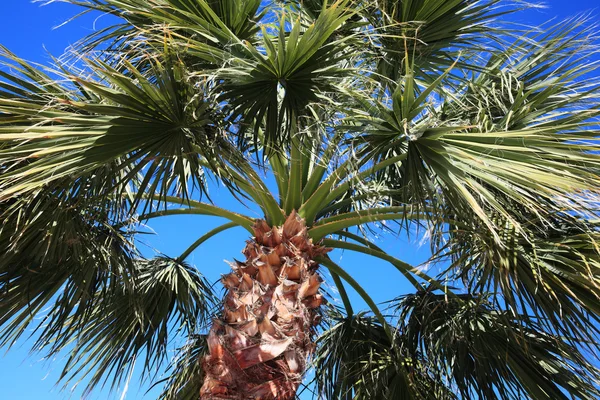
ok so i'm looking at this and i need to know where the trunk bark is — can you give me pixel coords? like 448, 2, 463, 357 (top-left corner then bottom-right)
200, 211, 330, 399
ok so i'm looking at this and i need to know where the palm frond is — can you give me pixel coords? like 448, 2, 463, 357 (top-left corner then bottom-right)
48, 0, 262, 54
345, 16, 600, 239
0, 190, 135, 348
313, 310, 455, 400
0, 48, 227, 208
440, 16, 600, 131
43, 256, 216, 395
395, 292, 600, 400
362, 0, 522, 85
441, 214, 600, 349
215, 0, 355, 151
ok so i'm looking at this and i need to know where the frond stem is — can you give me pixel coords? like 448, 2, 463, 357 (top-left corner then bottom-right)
318, 256, 393, 341
178, 221, 239, 261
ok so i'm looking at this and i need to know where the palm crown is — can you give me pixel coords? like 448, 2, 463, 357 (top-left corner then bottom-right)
2, 0, 600, 399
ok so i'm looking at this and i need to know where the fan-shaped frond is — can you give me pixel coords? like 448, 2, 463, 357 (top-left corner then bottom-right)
395, 293, 600, 400
43, 256, 216, 394
215, 0, 355, 150
441, 214, 600, 349
363, 0, 520, 85
0, 48, 227, 207
313, 310, 455, 400
48, 0, 263, 54
0, 191, 135, 348
345, 17, 600, 239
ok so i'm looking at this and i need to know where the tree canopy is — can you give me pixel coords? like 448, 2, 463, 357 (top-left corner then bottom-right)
1, 0, 600, 399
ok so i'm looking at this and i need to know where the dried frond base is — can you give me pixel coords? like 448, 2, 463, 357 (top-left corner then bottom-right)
200, 211, 330, 399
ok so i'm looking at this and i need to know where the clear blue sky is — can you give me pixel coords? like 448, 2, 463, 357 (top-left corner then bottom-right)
0, 1, 599, 399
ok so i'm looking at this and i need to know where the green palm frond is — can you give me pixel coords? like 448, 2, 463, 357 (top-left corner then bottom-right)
0, 48, 227, 207
216, 1, 354, 150
0, 190, 135, 348
313, 310, 455, 400
205, 0, 264, 40
50, 0, 262, 54
395, 292, 600, 400
345, 16, 600, 238
440, 16, 600, 131
363, 0, 521, 84
400, 125, 600, 234
441, 214, 600, 349
0, 47, 72, 104
44, 256, 216, 394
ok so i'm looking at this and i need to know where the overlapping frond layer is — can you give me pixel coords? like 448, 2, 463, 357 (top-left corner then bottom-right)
443, 215, 600, 347
0, 154, 217, 392
0, 0, 600, 398
314, 311, 456, 400
48, 0, 262, 52
396, 293, 600, 400
347, 17, 600, 235
201, 212, 329, 399
216, 1, 354, 149
314, 294, 600, 400
0, 191, 134, 349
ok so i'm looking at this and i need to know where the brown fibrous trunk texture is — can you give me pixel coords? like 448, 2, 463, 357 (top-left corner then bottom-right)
200, 211, 330, 400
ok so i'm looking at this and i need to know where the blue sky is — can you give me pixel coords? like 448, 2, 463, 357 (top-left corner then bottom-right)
0, 1, 599, 399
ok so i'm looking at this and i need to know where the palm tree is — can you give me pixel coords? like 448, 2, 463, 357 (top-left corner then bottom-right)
2, 0, 600, 398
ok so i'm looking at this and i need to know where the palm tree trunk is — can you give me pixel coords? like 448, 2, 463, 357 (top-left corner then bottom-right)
200, 211, 330, 399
